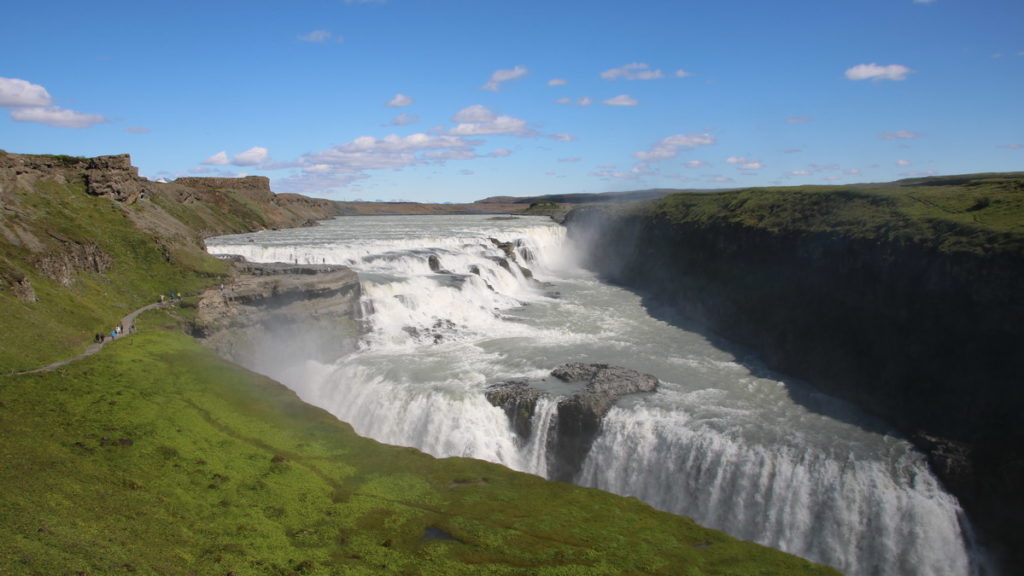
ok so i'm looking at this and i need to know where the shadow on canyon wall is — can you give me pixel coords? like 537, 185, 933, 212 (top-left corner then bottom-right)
564, 203, 1024, 574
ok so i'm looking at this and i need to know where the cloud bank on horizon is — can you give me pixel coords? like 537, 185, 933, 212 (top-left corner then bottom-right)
1, 0, 1021, 202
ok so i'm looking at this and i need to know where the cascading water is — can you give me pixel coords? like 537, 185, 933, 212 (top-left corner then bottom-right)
207, 214, 984, 576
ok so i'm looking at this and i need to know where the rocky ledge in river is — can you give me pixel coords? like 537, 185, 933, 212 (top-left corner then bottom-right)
486, 363, 659, 482
194, 261, 362, 376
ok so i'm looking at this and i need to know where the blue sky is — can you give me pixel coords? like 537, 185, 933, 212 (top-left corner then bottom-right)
1, 0, 1021, 202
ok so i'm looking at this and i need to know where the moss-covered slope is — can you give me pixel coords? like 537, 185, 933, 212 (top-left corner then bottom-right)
640, 172, 1024, 253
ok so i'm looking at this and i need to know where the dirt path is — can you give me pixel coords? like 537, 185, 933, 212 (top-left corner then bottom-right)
15, 302, 169, 375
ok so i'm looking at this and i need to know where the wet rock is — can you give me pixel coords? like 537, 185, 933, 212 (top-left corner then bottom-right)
427, 254, 452, 274
550, 363, 659, 481
486, 363, 659, 482
194, 262, 362, 370
489, 238, 518, 261
485, 380, 545, 440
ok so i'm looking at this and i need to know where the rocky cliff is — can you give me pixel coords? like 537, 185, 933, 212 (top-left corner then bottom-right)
486, 363, 660, 482
0, 151, 348, 370
193, 262, 361, 378
564, 176, 1024, 572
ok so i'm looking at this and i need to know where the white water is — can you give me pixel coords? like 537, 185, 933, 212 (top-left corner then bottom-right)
207, 215, 982, 576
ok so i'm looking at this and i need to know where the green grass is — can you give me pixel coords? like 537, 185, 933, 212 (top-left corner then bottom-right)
0, 326, 837, 575
0, 178, 228, 371
628, 173, 1024, 256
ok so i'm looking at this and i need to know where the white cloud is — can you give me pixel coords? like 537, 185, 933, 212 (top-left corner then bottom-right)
233, 146, 269, 166
489, 148, 512, 157
726, 156, 763, 170
634, 134, 716, 162
548, 78, 567, 86
449, 104, 531, 136
388, 113, 418, 126
674, 69, 694, 78
897, 159, 912, 166
555, 97, 572, 105
203, 151, 230, 166
601, 63, 664, 80
845, 63, 912, 81
298, 30, 337, 43
578, 97, 592, 107
1, 77, 107, 128
10, 106, 107, 129
997, 143, 1022, 149
549, 133, 574, 142
386, 93, 413, 107
604, 94, 638, 107
880, 129, 921, 140
789, 169, 812, 176
846, 168, 862, 175
452, 104, 495, 123
303, 133, 477, 174
684, 160, 709, 168
482, 65, 528, 91
278, 132, 493, 194
0, 77, 51, 107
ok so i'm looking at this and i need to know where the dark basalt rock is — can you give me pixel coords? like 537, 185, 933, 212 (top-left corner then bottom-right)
486, 363, 659, 482
549, 363, 658, 481
427, 254, 452, 274
485, 380, 544, 440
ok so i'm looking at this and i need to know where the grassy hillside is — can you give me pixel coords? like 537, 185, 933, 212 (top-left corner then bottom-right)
0, 176, 227, 371
636, 173, 1024, 255
0, 323, 835, 575
0, 155, 837, 575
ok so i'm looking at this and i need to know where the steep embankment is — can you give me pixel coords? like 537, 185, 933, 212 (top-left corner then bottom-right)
565, 174, 1024, 572
0, 152, 835, 574
0, 151, 344, 371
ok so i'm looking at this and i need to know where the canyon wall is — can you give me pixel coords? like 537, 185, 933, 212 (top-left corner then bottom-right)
564, 183, 1024, 571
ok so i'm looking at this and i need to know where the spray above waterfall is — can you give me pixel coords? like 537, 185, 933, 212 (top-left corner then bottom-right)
206, 214, 984, 576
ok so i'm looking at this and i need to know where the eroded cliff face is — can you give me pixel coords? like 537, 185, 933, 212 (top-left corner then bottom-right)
566, 204, 1024, 571
194, 262, 362, 378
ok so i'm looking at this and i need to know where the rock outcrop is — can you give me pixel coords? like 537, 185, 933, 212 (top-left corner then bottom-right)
194, 262, 362, 377
84, 154, 142, 202
486, 363, 659, 482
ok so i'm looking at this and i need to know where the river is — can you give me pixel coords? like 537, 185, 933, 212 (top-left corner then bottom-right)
206, 214, 983, 576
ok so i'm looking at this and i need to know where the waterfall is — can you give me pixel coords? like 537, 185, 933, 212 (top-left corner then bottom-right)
206, 215, 983, 576
580, 405, 974, 576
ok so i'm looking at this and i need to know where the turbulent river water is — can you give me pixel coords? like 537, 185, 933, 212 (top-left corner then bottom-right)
207, 214, 983, 576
